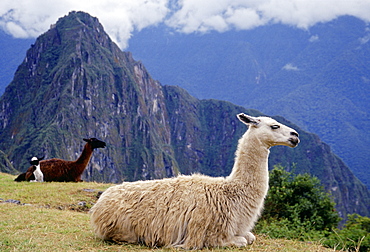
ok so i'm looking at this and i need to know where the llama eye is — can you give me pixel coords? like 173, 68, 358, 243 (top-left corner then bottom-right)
271, 125, 280, 129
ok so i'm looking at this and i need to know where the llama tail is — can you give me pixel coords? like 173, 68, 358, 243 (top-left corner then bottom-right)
14, 173, 27, 182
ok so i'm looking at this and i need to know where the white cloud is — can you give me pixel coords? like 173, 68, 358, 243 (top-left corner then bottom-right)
1, 0, 370, 49
225, 8, 266, 30
359, 32, 370, 44
165, 0, 268, 33
309, 35, 319, 42
166, 0, 370, 33
283, 63, 299, 71
0, 0, 169, 48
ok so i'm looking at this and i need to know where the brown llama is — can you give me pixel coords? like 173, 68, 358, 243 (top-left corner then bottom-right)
15, 138, 106, 182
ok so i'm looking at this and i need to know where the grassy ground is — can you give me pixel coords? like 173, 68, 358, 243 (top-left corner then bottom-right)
0, 172, 335, 251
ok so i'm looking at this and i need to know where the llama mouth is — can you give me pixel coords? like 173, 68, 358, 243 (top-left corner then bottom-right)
289, 138, 300, 147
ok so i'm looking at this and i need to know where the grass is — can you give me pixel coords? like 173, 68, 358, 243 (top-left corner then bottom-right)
0, 172, 112, 211
0, 172, 335, 251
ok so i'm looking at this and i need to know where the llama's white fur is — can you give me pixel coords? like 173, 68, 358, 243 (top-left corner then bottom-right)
90, 114, 300, 249
30, 157, 44, 182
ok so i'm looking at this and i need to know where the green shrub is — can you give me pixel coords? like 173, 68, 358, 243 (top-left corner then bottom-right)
260, 165, 341, 232
323, 214, 370, 252
255, 218, 328, 241
254, 165, 339, 240
255, 165, 369, 251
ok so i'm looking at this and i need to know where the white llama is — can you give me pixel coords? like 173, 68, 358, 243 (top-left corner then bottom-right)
30, 156, 44, 182
90, 113, 300, 249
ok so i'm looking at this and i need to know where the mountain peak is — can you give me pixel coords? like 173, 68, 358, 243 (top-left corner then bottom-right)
56, 11, 100, 27
28, 11, 119, 68
52, 11, 111, 49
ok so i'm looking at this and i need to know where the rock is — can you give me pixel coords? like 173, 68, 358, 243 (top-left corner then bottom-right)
83, 189, 96, 192
96, 191, 104, 199
78, 201, 86, 207
4, 199, 21, 204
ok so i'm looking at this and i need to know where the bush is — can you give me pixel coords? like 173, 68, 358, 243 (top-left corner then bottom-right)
255, 218, 327, 241
323, 214, 370, 252
254, 165, 369, 251
262, 165, 340, 230
255, 165, 340, 240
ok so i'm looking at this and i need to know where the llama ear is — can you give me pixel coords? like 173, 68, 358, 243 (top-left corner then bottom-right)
39, 156, 44, 161
237, 113, 260, 126
83, 138, 90, 142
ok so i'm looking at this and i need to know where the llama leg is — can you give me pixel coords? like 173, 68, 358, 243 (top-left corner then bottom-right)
75, 175, 83, 182
224, 231, 256, 247
224, 236, 248, 247
110, 232, 138, 244
244, 232, 256, 244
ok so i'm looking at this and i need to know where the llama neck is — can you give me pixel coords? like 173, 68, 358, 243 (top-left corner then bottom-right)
227, 131, 270, 188
35, 164, 41, 171
75, 143, 94, 167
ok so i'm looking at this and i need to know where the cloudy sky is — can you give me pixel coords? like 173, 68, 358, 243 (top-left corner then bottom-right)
1, 0, 370, 49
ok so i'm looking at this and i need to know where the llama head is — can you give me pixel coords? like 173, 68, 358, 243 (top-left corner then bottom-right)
30, 156, 44, 166
83, 138, 106, 149
237, 113, 299, 148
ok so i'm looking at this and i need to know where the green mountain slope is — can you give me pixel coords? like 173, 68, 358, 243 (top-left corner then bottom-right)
0, 11, 369, 220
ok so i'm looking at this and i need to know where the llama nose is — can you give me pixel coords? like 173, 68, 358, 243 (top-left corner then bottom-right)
291, 132, 299, 137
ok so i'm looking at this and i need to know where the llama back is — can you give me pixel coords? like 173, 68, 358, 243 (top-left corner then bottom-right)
39, 159, 75, 181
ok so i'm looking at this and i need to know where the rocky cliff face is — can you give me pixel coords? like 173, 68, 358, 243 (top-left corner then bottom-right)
0, 11, 178, 182
0, 11, 369, 219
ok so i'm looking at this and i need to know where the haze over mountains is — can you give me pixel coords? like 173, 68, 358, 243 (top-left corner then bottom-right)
0, 12, 369, 220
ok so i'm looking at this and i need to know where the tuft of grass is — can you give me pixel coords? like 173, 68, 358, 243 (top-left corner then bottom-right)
0, 173, 334, 251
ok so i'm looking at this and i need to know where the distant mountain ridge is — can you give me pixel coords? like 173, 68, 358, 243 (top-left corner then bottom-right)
0, 11, 369, 220
127, 16, 370, 189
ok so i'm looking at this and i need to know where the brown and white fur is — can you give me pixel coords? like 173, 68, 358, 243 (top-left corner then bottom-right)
90, 114, 299, 249
29, 156, 44, 182
15, 138, 106, 182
